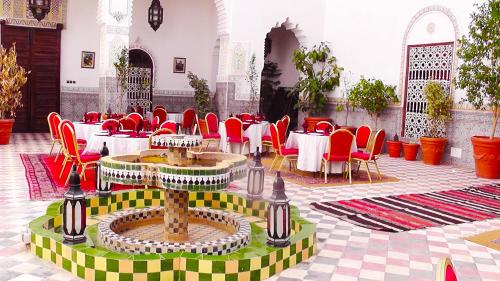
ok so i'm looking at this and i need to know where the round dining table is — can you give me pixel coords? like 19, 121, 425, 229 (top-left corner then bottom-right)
285, 131, 358, 173
83, 132, 151, 156
218, 121, 270, 154
73, 122, 102, 141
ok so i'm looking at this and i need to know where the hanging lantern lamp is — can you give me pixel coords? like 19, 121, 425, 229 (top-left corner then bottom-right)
28, 0, 51, 22
247, 147, 265, 199
267, 172, 291, 247
63, 166, 87, 245
96, 142, 111, 197
148, 0, 163, 31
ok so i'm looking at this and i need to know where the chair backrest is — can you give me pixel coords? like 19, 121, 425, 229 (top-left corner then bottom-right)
182, 108, 196, 129
356, 125, 372, 149
240, 113, 253, 122
205, 112, 218, 133
368, 129, 385, 159
52, 113, 63, 140
127, 113, 143, 128
436, 257, 457, 281
225, 117, 244, 141
281, 115, 290, 133
59, 120, 80, 161
153, 108, 167, 125
269, 123, 283, 155
101, 119, 120, 132
276, 119, 286, 145
153, 105, 165, 111
47, 112, 59, 141
119, 117, 137, 131
315, 121, 334, 133
150, 116, 160, 132
87, 111, 100, 122
148, 128, 176, 148
160, 120, 177, 133
196, 114, 209, 135
326, 129, 355, 160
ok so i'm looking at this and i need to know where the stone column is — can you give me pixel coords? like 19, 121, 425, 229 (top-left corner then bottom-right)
164, 189, 189, 241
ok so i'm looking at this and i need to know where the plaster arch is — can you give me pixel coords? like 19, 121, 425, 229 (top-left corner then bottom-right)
129, 42, 158, 90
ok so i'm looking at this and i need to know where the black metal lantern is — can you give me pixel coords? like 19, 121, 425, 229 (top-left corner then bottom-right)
247, 147, 265, 199
28, 0, 51, 22
267, 172, 291, 247
63, 166, 87, 245
96, 142, 111, 197
148, 0, 163, 31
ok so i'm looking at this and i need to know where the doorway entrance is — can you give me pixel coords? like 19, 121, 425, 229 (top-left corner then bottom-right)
128, 49, 154, 114
0, 23, 61, 132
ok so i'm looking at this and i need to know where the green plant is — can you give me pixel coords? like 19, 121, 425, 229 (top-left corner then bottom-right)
456, 0, 499, 139
259, 61, 281, 117
423, 81, 453, 138
187, 71, 211, 117
292, 42, 343, 115
113, 47, 129, 113
335, 71, 354, 125
245, 53, 259, 113
0, 44, 29, 119
347, 77, 398, 129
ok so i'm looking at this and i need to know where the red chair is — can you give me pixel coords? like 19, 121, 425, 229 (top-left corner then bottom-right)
119, 117, 137, 131
150, 116, 160, 132
320, 129, 355, 184
101, 119, 120, 133
201, 113, 221, 149
196, 114, 209, 136
154, 105, 165, 110
269, 123, 298, 171
240, 113, 253, 122
153, 107, 167, 125
52, 115, 87, 162
160, 120, 178, 133
47, 112, 61, 157
127, 113, 143, 129
86, 111, 100, 122
436, 257, 458, 281
351, 129, 385, 183
57, 119, 87, 176
281, 115, 290, 134
225, 117, 249, 154
315, 121, 334, 133
356, 125, 372, 151
181, 108, 196, 133
59, 121, 101, 184
148, 128, 176, 149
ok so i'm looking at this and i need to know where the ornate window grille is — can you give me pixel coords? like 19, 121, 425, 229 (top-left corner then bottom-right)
127, 67, 152, 114
402, 42, 454, 139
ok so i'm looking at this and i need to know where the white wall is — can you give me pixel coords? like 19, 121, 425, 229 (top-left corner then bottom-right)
60, 0, 100, 88
267, 26, 300, 88
129, 0, 218, 91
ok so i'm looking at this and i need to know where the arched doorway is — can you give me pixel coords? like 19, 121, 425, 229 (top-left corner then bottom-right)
128, 49, 154, 114
259, 24, 300, 129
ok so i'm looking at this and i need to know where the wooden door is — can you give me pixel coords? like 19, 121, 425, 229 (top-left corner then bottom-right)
0, 23, 61, 132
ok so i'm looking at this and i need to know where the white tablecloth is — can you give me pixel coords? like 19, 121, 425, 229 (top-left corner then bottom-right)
73, 122, 101, 141
286, 131, 357, 173
146, 111, 183, 123
219, 121, 270, 154
83, 134, 149, 156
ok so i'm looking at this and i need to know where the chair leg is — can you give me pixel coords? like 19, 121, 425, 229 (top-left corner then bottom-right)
80, 163, 87, 181
270, 155, 279, 170
48, 141, 55, 157
373, 160, 382, 180
348, 161, 352, 184
59, 157, 69, 178
278, 157, 286, 171
54, 146, 62, 162
364, 161, 372, 183
324, 160, 328, 183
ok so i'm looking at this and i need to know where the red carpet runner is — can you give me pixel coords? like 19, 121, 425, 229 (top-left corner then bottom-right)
21, 154, 137, 200
310, 184, 500, 232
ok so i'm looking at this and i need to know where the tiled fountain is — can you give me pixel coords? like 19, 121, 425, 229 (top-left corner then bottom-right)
28, 134, 316, 280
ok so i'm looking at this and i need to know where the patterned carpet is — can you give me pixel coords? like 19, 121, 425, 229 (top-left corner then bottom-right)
310, 184, 500, 232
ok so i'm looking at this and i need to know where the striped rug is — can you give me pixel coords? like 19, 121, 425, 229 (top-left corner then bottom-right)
310, 184, 500, 232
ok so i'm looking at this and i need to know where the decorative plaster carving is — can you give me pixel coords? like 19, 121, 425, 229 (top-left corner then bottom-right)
154, 90, 195, 97
0, 0, 67, 28
60, 86, 99, 93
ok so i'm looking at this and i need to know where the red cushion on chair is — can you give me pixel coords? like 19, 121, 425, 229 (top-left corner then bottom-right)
227, 136, 249, 143
280, 147, 298, 156
79, 152, 101, 163
203, 133, 221, 139
262, 135, 272, 142
351, 151, 372, 161
77, 139, 87, 145
322, 153, 349, 162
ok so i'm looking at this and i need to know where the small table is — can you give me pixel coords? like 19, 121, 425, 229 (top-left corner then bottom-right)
219, 121, 270, 154
286, 131, 357, 173
84, 133, 150, 156
73, 122, 102, 141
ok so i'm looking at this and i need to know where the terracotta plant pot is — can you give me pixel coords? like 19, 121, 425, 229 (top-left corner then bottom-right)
340, 125, 357, 135
420, 137, 447, 165
304, 117, 332, 132
471, 136, 500, 179
402, 142, 419, 161
0, 119, 15, 145
386, 141, 402, 158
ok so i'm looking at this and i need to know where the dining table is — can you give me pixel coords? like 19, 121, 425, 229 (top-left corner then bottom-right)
285, 131, 358, 173
146, 111, 183, 124
218, 121, 270, 154
73, 122, 102, 141
83, 131, 151, 156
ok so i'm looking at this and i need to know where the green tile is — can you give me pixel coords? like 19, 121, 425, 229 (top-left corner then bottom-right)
77, 265, 85, 279
186, 259, 199, 272
56, 243, 62, 255
85, 255, 95, 268
147, 272, 160, 281
133, 260, 147, 273
119, 273, 133, 281
225, 273, 238, 281
250, 270, 261, 280
107, 259, 119, 272
238, 259, 250, 271
261, 254, 269, 267
199, 273, 211, 281
62, 257, 71, 271
211, 260, 225, 273
161, 259, 173, 271
35, 246, 42, 258
95, 270, 106, 280
283, 257, 290, 269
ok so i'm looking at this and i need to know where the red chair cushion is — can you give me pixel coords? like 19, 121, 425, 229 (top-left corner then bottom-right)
262, 135, 272, 142
79, 152, 100, 163
77, 139, 87, 145
227, 136, 249, 143
322, 153, 349, 162
280, 147, 298, 156
351, 151, 373, 161
203, 133, 221, 139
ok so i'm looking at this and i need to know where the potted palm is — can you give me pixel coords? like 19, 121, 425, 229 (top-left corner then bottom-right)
292, 42, 342, 131
0, 44, 29, 145
187, 71, 211, 134
420, 81, 453, 165
456, 0, 499, 178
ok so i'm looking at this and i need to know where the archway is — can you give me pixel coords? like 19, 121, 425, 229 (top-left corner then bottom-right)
259, 23, 300, 129
128, 48, 154, 114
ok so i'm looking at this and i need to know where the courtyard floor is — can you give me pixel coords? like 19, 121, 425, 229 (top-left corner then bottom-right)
0, 133, 499, 281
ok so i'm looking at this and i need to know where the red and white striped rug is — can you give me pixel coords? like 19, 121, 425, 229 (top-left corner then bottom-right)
310, 184, 500, 232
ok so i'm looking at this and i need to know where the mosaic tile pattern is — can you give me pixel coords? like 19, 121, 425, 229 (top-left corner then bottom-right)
164, 189, 190, 239
150, 135, 203, 148
1, 133, 500, 281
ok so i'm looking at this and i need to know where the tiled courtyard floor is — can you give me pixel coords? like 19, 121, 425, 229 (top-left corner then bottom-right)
0, 133, 499, 281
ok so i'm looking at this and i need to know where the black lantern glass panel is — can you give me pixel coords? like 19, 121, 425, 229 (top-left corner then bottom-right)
148, 0, 163, 31
28, 0, 51, 22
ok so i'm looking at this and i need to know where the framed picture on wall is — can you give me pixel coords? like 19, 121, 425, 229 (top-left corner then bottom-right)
81, 51, 95, 69
173, 57, 186, 73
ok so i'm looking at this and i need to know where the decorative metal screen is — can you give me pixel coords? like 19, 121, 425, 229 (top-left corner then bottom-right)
402, 42, 454, 139
127, 67, 152, 113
